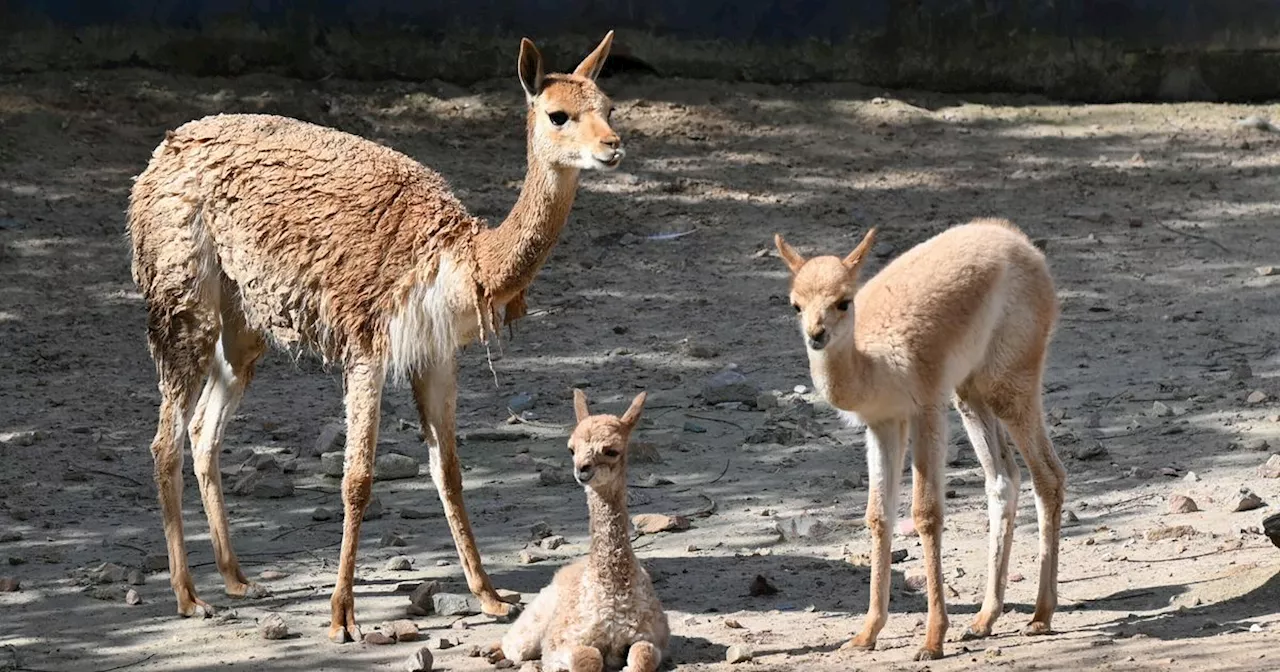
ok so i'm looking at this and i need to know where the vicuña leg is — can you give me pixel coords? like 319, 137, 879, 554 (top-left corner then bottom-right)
624, 641, 662, 672
910, 403, 950, 661
189, 305, 268, 599
411, 363, 513, 617
567, 646, 605, 672
998, 376, 1066, 636
955, 394, 1019, 639
497, 581, 559, 663
328, 359, 385, 643
844, 419, 908, 652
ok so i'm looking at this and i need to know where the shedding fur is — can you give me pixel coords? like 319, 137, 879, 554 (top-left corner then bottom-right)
127, 32, 625, 643
776, 219, 1067, 661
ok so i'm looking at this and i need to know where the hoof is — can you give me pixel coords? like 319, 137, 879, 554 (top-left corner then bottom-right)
328, 623, 362, 644
960, 625, 991, 641
178, 599, 215, 619
231, 582, 271, 599
839, 637, 875, 652
1022, 620, 1052, 636
481, 643, 506, 664
483, 598, 521, 622
914, 647, 944, 661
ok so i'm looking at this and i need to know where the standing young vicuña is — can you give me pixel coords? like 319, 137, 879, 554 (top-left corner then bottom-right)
774, 219, 1066, 660
489, 390, 668, 672
128, 32, 624, 643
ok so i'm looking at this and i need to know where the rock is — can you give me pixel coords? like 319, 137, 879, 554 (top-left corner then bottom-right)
381, 532, 407, 548
702, 369, 759, 405
1264, 512, 1280, 549
376, 453, 421, 480
508, 392, 536, 413
320, 451, 345, 477
1231, 363, 1254, 380
0, 577, 19, 592
755, 392, 779, 411
312, 507, 334, 521
259, 613, 289, 640
629, 441, 664, 464
1184, 471, 1200, 483
774, 514, 831, 541
1147, 525, 1197, 541
315, 421, 346, 457
1009, 573, 1025, 583
144, 554, 168, 572
1258, 454, 1280, 479
364, 631, 396, 645
1233, 489, 1266, 512
1150, 401, 1174, 418
386, 556, 413, 571
1256, 265, 1278, 276
363, 495, 384, 521
538, 469, 570, 486
241, 452, 278, 471
518, 549, 545, 564
529, 521, 553, 540
386, 619, 419, 642
495, 660, 515, 669
125, 588, 142, 605
726, 645, 754, 664
748, 574, 778, 596
1168, 495, 1199, 514
409, 581, 441, 613
0, 531, 20, 543
632, 513, 690, 534
1243, 438, 1271, 452
0, 430, 42, 447
404, 647, 434, 672
1247, 390, 1269, 405
683, 342, 719, 359
231, 465, 294, 498
126, 569, 145, 585
432, 592, 482, 616
725, 618, 743, 629
94, 562, 129, 584
259, 569, 289, 581
433, 637, 456, 650
88, 585, 123, 601
1160, 467, 1180, 477
539, 535, 566, 550
682, 421, 707, 433
1063, 509, 1081, 526
904, 572, 927, 592
400, 507, 434, 519
1070, 441, 1108, 461
890, 548, 909, 564
520, 663, 538, 672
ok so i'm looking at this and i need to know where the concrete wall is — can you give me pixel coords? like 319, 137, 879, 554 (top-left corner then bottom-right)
4, 1, 1279, 101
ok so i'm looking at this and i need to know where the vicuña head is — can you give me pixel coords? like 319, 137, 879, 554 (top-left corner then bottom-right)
568, 388, 646, 490
519, 31, 624, 171
775, 228, 878, 351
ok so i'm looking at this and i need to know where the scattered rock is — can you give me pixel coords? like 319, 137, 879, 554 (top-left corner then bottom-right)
432, 637, 456, 650
539, 535, 566, 550
890, 548, 909, 564
1147, 525, 1197, 541
632, 513, 690, 534
1257, 454, 1280, 479
320, 451, 345, 477
386, 556, 414, 571
93, 562, 129, 584
529, 521, 553, 540
748, 574, 778, 596
125, 588, 142, 605
386, 619, 420, 642
518, 549, 546, 565
726, 645, 754, 664
538, 469, 570, 486
0, 577, 19, 592
126, 569, 145, 585
683, 342, 719, 359
1184, 471, 1200, 483
365, 631, 396, 645
400, 507, 433, 519
376, 453, 421, 481
1247, 390, 1269, 405
774, 514, 831, 541
409, 581, 441, 613
629, 441, 664, 464
0, 430, 42, 447
364, 495, 384, 521
1233, 489, 1266, 512
382, 532, 407, 548
312, 507, 334, 521
315, 421, 346, 457
724, 618, 743, 629
231, 465, 294, 498
508, 392, 536, 413
702, 369, 759, 405
1256, 265, 1278, 276
404, 647, 434, 672
259, 569, 289, 581
1070, 441, 1108, 461
1243, 438, 1271, 452
144, 554, 168, 572
904, 573, 927, 592
1168, 495, 1199, 514
433, 592, 482, 616
259, 613, 289, 640
1150, 401, 1174, 418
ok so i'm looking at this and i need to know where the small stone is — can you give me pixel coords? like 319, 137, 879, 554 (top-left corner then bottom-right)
231, 465, 294, 498
495, 660, 514, 669
376, 453, 421, 481
320, 451, 345, 477
702, 369, 759, 405
315, 421, 346, 457
1063, 509, 1080, 525
890, 548, 909, 564
386, 556, 414, 571
259, 613, 289, 640
748, 574, 779, 596
539, 469, 570, 486
1150, 401, 1174, 417
400, 507, 433, 519
1256, 266, 1278, 277
985, 646, 1003, 659
125, 588, 142, 605
755, 392, 778, 411
382, 532, 407, 548
726, 645, 754, 664
632, 513, 690, 534
1160, 467, 1180, 477
1184, 471, 1200, 483
94, 562, 128, 584
432, 592, 482, 616
904, 573, 927, 592
259, 569, 289, 581
1168, 495, 1199, 514
1231, 363, 1254, 380
725, 618, 743, 629
1147, 525, 1197, 541
508, 392, 536, 413
0, 430, 42, 447
0, 577, 20, 592
1247, 390, 1269, 405
518, 549, 545, 564
409, 581, 441, 612
1070, 441, 1108, 461
433, 637, 456, 650
364, 631, 396, 645
1257, 454, 1280, 479
88, 585, 123, 601
387, 619, 420, 642
363, 495, 384, 521
1233, 489, 1266, 512
1009, 573, 1025, 583
684, 342, 719, 359
312, 507, 334, 521
1243, 438, 1271, 452
404, 647, 434, 672
144, 554, 168, 572
540, 535, 566, 550
530, 521, 553, 540
629, 441, 664, 464
126, 569, 145, 585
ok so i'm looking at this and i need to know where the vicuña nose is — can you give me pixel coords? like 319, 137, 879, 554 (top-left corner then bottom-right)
574, 464, 595, 484
601, 135, 621, 150
808, 328, 828, 349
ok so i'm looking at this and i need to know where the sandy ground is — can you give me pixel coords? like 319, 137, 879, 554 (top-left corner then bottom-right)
2, 68, 1280, 672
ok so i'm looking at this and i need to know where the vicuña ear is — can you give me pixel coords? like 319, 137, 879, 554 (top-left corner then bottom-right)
843, 228, 878, 275
572, 30, 615, 81
573, 388, 590, 423
518, 38, 545, 102
619, 391, 647, 430
774, 234, 806, 274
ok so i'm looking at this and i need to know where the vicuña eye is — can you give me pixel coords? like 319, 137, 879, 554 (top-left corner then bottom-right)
602, 448, 620, 458
548, 111, 569, 126
836, 299, 851, 311
791, 303, 801, 313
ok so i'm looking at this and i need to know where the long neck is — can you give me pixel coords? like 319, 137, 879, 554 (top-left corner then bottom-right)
473, 124, 581, 303
808, 338, 873, 412
584, 482, 636, 585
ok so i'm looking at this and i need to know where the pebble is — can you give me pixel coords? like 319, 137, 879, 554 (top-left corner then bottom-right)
895, 518, 918, 537
259, 613, 289, 640
364, 495, 384, 521
400, 507, 434, 519
530, 521, 553, 540
748, 574, 778, 596
520, 663, 538, 672
1233, 489, 1266, 512
125, 588, 142, 605
508, 392, 536, 413
1009, 573, 1025, 583
364, 631, 396, 645
1247, 390, 1269, 404
1256, 265, 1278, 276
1243, 438, 1271, 452
775, 514, 831, 541
0, 577, 20, 592
231, 466, 294, 498
1147, 524, 1197, 541
539, 535, 567, 550
312, 507, 334, 521
682, 421, 707, 433
433, 637, 456, 650
495, 660, 514, 669
1231, 363, 1254, 380
726, 645, 754, 664
376, 453, 421, 480
1257, 454, 1280, 479
432, 592, 482, 616
94, 562, 129, 584
702, 369, 759, 405
683, 342, 719, 359
518, 549, 545, 564
890, 548, 909, 563
382, 532, 407, 548
1150, 401, 1174, 418
320, 451, 345, 477
538, 469, 570, 486
1168, 494, 1199, 514
404, 647, 434, 672
1070, 441, 1108, 461
144, 554, 168, 572
632, 513, 690, 534
1184, 471, 1200, 483
0, 430, 42, 447
409, 581, 441, 613
386, 556, 414, 571
386, 619, 420, 642
315, 421, 346, 457
725, 618, 743, 629
629, 441, 664, 464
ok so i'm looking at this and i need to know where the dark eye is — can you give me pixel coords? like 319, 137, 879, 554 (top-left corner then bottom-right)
602, 448, 620, 458
606, 107, 614, 122
791, 303, 801, 313
836, 299, 851, 311
548, 111, 569, 126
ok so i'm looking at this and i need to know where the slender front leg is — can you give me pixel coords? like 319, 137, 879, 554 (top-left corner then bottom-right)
623, 641, 662, 672
910, 403, 950, 660
411, 362, 513, 618
844, 419, 908, 652
328, 359, 385, 644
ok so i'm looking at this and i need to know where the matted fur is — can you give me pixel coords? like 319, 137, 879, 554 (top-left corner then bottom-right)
776, 219, 1067, 661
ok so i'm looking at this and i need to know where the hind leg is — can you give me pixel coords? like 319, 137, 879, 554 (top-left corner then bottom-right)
955, 393, 1020, 640
494, 581, 560, 663
623, 641, 662, 672
189, 302, 268, 599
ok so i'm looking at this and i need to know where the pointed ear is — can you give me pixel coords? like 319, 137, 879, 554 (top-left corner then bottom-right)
518, 37, 545, 102
842, 228, 878, 275
619, 391, 647, 430
572, 30, 615, 81
774, 233, 806, 274
573, 388, 590, 423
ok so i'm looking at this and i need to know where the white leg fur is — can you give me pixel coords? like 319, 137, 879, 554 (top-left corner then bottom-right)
848, 419, 908, 649
501, 583, 560, 663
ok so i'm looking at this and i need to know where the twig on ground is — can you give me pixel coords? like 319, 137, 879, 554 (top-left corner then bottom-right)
1156, 221, 1230, 254
683, 413, 746, 431
72, 468, 146, 488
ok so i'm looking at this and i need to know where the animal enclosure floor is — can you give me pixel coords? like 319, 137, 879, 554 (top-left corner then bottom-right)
2, 70, 1280, 672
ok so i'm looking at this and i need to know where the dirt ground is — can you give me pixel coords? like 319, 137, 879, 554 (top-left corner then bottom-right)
2, 67, 1280, 672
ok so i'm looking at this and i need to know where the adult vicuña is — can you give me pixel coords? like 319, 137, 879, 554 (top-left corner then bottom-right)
490, 389, 668, 672
774, 219, 1066, 660
127, 32, 623, 643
